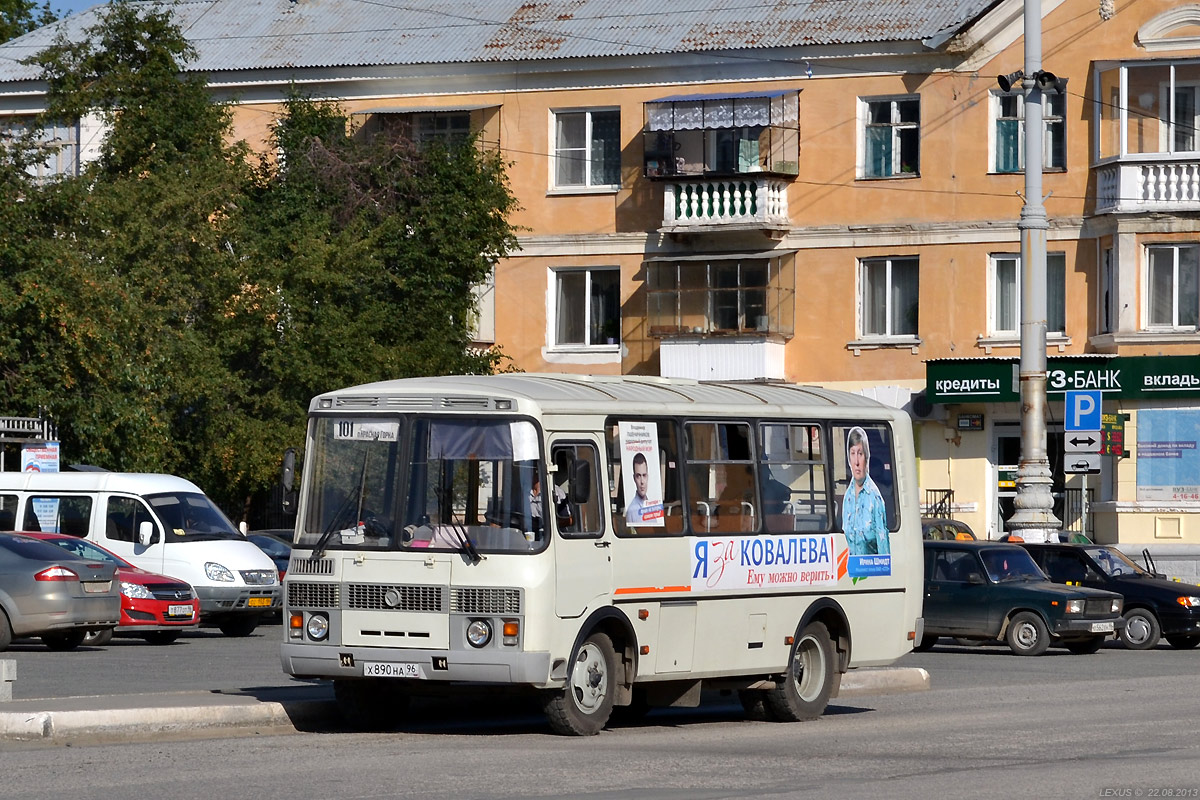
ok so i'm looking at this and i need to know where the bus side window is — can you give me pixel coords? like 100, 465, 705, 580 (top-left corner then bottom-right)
606, 419, 684, 536
758, 422, 830, 533
551, 443, 603, 538
685, 421, 758, 534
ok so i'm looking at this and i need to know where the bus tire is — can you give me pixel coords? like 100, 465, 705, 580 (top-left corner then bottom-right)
764, 621, 835, 722
334, 679, 409, 731
543, 631, 617, 736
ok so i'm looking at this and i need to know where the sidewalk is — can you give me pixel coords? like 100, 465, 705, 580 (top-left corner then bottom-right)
0, 667, 929, 741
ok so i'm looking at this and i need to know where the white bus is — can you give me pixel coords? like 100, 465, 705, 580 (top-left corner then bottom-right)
280, 374, 923, 734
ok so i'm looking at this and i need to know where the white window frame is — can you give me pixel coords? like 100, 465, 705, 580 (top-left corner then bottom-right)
548, 266, 621, 351
2, 117, 80, 182
1143, 243, 1200, 330
1099, 246, 1116, 335
857, 95, 920, 179
989, 90, 1067, 173
858, 256, 919, 340
1159, 80, 1200, 154
550, 107, 621, 192
988, 252, 1067, 337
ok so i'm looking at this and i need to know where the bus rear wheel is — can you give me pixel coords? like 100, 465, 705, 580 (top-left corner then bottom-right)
543, 632, 617, 735
764, 621, 835, 722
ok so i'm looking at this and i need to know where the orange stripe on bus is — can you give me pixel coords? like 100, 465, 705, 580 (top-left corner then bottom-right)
614, 585, 692, 595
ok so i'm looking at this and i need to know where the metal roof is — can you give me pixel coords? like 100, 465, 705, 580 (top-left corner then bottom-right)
0, 0, 1000, 82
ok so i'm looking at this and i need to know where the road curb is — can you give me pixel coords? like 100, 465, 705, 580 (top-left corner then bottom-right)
838, 666, 930, 696
0, 698, 336, 741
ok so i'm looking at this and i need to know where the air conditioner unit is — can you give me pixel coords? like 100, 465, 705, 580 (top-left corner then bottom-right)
906, 390, 948, 423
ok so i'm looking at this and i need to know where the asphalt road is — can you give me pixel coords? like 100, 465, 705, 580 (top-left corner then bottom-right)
2, 632, 1199, 799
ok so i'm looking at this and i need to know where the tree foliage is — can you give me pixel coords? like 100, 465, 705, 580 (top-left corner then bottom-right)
0, 0, 55, 45
0, 2, 518, 517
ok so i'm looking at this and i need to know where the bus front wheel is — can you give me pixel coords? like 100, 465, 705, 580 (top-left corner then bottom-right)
543, 632, 617, 735
764, 621, 835, 722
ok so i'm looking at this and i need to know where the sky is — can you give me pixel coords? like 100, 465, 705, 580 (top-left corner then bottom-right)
48, 0, 108, 19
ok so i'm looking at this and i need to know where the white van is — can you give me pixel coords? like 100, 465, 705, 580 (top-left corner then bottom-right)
0, 472, 281, 637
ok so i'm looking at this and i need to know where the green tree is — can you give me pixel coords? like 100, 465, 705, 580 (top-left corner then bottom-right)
0, 3, 518, 518
0, 0, 55, 44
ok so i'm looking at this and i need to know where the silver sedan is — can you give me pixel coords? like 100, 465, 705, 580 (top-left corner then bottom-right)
0, 531, 121, 651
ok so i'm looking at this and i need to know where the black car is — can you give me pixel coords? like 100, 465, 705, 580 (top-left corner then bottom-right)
246, 530, 292, 579
920, 540, 1125, 655
1021, 543, 1200, 650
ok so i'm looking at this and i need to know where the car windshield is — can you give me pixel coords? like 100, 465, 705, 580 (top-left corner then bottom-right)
45, 537, 130, 568
980, 548, 1045, 582
1084, 546, 1148, 577
146, 492, 242, 542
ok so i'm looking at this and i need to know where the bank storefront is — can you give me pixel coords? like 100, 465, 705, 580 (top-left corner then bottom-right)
924, 354, 1200, 551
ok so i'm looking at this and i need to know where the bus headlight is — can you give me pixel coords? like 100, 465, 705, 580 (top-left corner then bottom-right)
306, 613, 329, 641
466, 619, 492, 648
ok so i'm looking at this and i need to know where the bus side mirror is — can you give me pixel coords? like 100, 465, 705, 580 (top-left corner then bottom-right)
138, 520, 155, 546
571, 460, 592, 504
281, 448, 297, 515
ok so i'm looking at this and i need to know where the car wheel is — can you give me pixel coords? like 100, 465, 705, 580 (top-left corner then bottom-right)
1005, 612, 1050, 656
542, 632, 618, 736
83, 628, 114, 646
333, 679, 410, 731
143, 631, 180, 645
1065, 636, 1105, 655
913, 634, 939, 652
0, 609, 12, 652
42, 630, 87, 651
218, 616, 259, 637
1165, 634, 1200, 650
1118, 608, 1161, 650
763, 621, 836, 722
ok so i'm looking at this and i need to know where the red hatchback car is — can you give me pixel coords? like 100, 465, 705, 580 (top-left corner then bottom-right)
24, 532, 200, 645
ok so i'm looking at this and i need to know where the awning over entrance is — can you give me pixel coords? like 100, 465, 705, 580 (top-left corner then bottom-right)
926, 354, 1200, 403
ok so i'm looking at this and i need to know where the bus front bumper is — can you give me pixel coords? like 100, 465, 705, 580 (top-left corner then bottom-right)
281, 641, 554, 686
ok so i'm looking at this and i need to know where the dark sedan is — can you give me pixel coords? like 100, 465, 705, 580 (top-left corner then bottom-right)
0, 531, 121, 651
920, 540, 1125, 655
247, 530, 292, 580
1022, 543, 1200, 650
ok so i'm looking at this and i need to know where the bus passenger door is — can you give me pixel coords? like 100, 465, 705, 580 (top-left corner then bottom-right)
550, 439, 612, 618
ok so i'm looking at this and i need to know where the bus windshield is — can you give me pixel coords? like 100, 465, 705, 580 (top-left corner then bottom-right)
298, 416, 545, 555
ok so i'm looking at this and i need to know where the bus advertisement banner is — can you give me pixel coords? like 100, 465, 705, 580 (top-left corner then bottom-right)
618, 420, 664, 527
691, 535, 837, 591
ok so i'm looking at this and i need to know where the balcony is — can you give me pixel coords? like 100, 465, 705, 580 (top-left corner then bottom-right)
662, 178, 790, 233
1094, 157, 1200, 215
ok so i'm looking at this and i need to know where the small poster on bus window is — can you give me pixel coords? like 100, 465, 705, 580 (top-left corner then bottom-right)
618, 421, 664, 527
841, 425, 892, 578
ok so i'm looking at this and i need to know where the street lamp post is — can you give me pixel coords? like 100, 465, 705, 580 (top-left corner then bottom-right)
1005, 0, 1061, 543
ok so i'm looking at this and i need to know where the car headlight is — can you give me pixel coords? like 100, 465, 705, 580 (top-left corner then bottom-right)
1066, 599, 1084, 614
306, 613, 329, 641
466, 619, 492, 648
205, 562, 235, 582
120, 581, 154, 599
1111, 598, 1122, 614
1177, 596, 1200, 608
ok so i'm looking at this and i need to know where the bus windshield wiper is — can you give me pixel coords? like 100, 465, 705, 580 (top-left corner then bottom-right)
447, 522, 484, 564
312, 450, 369, 560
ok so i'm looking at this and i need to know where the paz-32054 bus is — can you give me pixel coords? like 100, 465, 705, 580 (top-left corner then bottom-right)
280, 374, 923, 735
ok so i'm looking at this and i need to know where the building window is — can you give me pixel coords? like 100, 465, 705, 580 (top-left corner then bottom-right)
646, 253, 795, 337
412, 111, 472, 147
861, 96, 919, 178
1146, 244, 1199, 329
551, 267, 620, 347
1, 118, 79, 181
1100, 246, 1116, 334
992, 90, 1067, 172
860, 257, 919, 338
641, 92, 800, 178
991, 252, 1066, 335
553, 109, 620, 189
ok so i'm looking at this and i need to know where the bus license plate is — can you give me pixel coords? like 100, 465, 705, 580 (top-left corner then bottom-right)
247, 597, 272, 607
1091, 622, 1115, 633
168, 605, 194, 617
363, 662, 426, 679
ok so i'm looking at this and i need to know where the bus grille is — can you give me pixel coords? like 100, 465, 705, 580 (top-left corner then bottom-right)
288, 582, 339, 608
347, 583, 445, 612
451, 587, 521, 614
290, 558, 334, 576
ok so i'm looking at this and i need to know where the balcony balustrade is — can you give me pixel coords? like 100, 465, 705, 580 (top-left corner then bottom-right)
1094, 156, 1200, 214
662, 178, 789, 233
